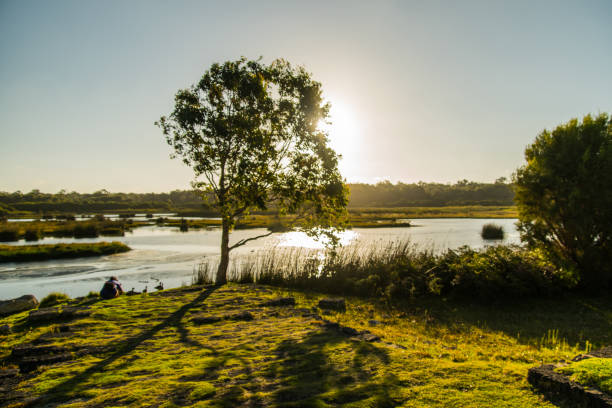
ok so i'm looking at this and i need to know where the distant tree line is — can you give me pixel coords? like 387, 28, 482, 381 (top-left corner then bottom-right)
0, 189, 210, 215
0, 180, 515, 216
348, 178, 513, 207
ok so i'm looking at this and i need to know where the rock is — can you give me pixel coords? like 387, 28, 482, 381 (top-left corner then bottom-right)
0, 325, 11, 335
10, 344, 68, 359
227, 311, 254, 321
264, 297, 295, 307
18, 353, 74, 373
9, 344, 73, 373
28, 307, 90, 323
590, 346, 612, 358
340, 326, 360, 336
318, 298, 346, 311
191, 315, 222, 325
9, 344, 106, 373
361, 333, 381, 342
0, 295, 38, 317
322, 320, 340, 330
32, 331, 74, 344
0, 368, 19, 379
528, 363, 612, 407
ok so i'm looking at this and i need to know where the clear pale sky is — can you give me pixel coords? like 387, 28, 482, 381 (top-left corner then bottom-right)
1, 0, 610, 193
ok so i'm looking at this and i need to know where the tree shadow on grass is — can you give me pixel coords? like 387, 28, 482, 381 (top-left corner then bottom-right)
23, 285, 219, 407
404, 294, 612, 350
264, 328, 400, 408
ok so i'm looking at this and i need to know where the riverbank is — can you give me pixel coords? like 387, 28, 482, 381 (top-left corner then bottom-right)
0, 206, 518, 243
0, 242, 130, 262
0, 283, 609, 407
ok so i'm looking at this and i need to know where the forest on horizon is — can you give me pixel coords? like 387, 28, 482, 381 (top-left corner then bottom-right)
0, 180, 514, 215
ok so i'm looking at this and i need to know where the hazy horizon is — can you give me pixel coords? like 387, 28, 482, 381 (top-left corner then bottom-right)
1, 0, 611, 193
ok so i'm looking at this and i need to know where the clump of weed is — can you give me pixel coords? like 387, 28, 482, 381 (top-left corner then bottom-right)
0, 224, 19, 242
192, 260, 215, 285
481, 223, 504, 240
39, 292, 70, 308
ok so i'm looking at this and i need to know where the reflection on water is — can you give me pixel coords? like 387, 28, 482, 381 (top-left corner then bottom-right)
278, 230, 358, 249
0, 219, 519, 300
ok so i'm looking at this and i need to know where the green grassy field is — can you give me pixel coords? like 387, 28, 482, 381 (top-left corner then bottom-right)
0, 242, 130, 262
1, 283, 609, 407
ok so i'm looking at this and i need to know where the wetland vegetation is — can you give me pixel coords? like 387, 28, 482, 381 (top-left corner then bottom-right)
0, 242, 130, 262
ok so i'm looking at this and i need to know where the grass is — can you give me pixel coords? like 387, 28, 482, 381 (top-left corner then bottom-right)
347, 205, 518, 219
556, 358, 612, 394
0, 283, 610, 407
0, 241, 130, 262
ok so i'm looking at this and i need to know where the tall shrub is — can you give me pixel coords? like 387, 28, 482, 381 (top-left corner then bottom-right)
514, 113, 612, 290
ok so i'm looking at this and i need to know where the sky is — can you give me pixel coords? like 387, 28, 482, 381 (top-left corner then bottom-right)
1, 0, 611, 193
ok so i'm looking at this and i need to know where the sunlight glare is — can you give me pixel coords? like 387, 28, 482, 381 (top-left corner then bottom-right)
319, 100, 359, 156
278, 230, 358, 249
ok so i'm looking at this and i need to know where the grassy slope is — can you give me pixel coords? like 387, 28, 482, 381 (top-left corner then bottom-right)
0, 242, 130, 262
1, 284, 610, 407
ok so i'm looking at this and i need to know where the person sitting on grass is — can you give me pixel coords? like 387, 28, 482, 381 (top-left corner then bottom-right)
100, 276, 124, 299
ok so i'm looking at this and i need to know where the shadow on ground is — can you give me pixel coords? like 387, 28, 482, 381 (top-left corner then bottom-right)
24, 285, 219, 407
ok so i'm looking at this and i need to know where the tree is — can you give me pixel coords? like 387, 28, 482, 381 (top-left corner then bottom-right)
513, 113, 612, 290
157, 58, 348, 284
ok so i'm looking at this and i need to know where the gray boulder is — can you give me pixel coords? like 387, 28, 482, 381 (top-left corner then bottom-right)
318, 298, 346, 311
0, 295, 38, 317
264, 297, 295, 307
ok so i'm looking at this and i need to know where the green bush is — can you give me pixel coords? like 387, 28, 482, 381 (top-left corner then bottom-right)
435, 245, 561, 301
180, 218, 188, 232
0, 225, 19, 242
24, 229, 41, 241
481, 223, 504, 240
39, 292, 70, 308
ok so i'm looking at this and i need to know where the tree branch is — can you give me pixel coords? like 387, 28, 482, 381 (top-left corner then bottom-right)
229, 231, 274, 250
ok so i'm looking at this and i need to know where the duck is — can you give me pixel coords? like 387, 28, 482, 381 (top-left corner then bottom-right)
155, 282, 164, 291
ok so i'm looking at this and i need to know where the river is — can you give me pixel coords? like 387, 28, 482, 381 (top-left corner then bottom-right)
0, 218, 520, 300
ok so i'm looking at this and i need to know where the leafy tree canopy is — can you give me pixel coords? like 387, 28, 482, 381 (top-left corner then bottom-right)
514, 113, 612, 290
157, 58, 348, 283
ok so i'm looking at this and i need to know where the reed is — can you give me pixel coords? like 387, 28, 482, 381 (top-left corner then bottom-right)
194, 240, 566, 302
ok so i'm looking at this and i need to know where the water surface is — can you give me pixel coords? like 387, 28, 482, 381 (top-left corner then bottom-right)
0, 218, 519, 300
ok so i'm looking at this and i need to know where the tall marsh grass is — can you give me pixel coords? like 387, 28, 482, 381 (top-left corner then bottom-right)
195, 241, 566, 302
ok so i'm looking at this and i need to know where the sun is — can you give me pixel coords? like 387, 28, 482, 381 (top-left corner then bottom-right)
319, 100, 359, 156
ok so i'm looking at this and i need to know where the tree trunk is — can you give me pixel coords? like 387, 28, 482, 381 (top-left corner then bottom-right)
216, 217, 230, 285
